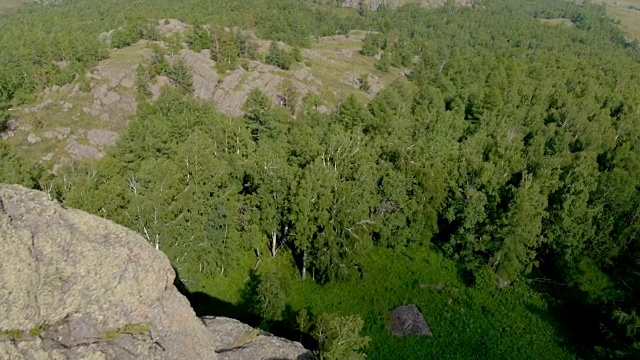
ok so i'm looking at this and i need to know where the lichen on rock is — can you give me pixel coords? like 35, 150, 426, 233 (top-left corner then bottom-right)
0, 185, 314, 360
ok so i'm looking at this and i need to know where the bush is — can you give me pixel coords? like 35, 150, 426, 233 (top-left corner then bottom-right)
0, 108, 9, 132
314, 313, 370, 360
265, 42, 294, 70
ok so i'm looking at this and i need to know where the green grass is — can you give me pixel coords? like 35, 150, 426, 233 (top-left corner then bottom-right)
184, 246, 575, 359
102, 323, 151, 342
28, 323, 51, 337
539, 18, 575, 27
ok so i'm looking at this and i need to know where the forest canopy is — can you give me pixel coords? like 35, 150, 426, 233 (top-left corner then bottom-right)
1, 0, 640, 358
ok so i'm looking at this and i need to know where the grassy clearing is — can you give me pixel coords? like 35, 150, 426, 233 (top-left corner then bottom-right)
185, 246, 574, 359
302, 33, 402, 104
606, 0, 640, 39
539, 18, 575, 27
251, 30, 399, 105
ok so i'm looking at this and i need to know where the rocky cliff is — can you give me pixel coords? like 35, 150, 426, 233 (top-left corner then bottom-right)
0, 184, 313, 360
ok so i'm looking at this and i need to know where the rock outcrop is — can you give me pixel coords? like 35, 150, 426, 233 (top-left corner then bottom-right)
202, 317, 314, 360
0, 185, 313, 360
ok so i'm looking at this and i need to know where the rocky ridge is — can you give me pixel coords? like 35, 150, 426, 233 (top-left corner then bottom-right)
2, 20, 399, 169
0, 184, 313, 360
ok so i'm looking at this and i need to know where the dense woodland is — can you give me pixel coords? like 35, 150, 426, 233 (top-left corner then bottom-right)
2, 0, 640, 358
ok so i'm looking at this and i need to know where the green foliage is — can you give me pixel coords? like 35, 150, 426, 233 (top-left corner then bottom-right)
243, 88, 276, 141
279, 247, 574, 359
168, 60, 193, 92
292, 47, 304, 62
314, 313, 370, 360
135, 64, 151, 100
149, 47, 193, 92
0, 106, 9, 132
256, 270, 286, 321
28, 323, 51, 337
187, 25, 212, 53
187, 25, 258, 72
279, 79, 299, 114
0, 143, 40, 188
359, 74, 370, 92
361, 32, 383, 56
111, 18, 158, 48
265, 42, 294, 70
210, 26, 240, 72
375, 51, 392, 72
8, 0, 639, 357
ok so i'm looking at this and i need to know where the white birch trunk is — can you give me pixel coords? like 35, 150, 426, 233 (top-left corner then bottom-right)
271, 231, 277, 257
302, 250, 307, 280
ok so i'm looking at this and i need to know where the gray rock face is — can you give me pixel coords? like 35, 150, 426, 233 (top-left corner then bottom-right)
202, 317, 314, 360
386, 304, 432, 337
177, 49, 219, 101
0, 185, 314, 360
0, 185, 218, 360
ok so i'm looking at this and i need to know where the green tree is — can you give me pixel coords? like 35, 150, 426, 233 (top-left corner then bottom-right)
244, 89, 274, 142
0, 143, 40, 188
279, 79, 299, 114
266, 42, 293, 70
256, 270, 286, 321
314, 313, 370, 360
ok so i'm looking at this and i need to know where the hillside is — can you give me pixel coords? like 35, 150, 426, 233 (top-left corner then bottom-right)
604, 0, 640, 39
2, 22, 402, 168
1, 0, 640, 359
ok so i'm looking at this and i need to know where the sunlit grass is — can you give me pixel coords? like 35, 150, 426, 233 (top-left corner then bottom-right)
606, 0, 640, 40
188, 245, 574, 359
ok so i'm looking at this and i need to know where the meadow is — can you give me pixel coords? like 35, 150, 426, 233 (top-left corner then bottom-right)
603, 0, 640, 39
187, 246, 576, 359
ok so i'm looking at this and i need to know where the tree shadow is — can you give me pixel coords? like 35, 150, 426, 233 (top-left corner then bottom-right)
173, 266, 260, 326
173, 267, 318, 350
524, 261, 603, 358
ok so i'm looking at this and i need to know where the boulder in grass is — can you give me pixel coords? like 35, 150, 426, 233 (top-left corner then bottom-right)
386, 304, 432, 337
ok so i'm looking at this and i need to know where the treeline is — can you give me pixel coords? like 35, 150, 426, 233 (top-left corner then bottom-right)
2, 0, 640, 357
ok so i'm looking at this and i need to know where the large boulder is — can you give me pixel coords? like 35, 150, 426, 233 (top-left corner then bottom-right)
0, 185, 313, 360
386, 304, 432, 337
0, 184, 218, 359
